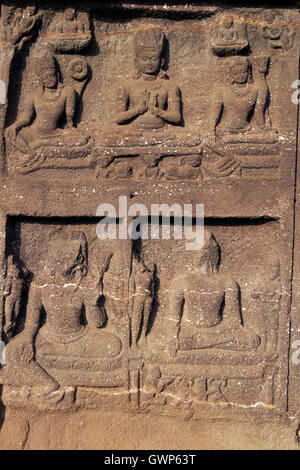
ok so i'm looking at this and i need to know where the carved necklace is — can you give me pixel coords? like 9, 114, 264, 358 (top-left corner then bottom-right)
141, 78, 163, 92
42, 83, 63, 103
231, 83, 251, 97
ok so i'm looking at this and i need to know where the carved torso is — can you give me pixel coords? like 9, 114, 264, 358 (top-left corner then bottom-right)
219, 84, 259, 132
178, 273, 226, 329
219, 27, 239, 43
35, 278, 86, 342
120, 78, 177, 130
31, 85, 74, 135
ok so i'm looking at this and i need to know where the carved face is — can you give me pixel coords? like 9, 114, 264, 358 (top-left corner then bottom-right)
136, 49, 161, 75
229, 63, 249, 84
40, 68, 58, 89
223, 17, 234, 29
7, 263, 19, 278
264, 10, 276, 24
26, 6, 37, 17
65, 8, 76, 21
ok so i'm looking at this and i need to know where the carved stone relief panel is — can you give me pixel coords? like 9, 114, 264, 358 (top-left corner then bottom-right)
0, 1, 299, 449
0, 215, 289, 421
1, 5, 297, 182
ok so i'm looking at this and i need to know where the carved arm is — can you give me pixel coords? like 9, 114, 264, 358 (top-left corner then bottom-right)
115, 84, 147, 124
168, 279, 185, 356
208, 92, 223, 133
222, 280, 243, 330
84, 269, 107, 328
65, 86, 77, 128
21, 283, 43, 341
253, 83, 268, 129
155, 85, 181, 124
9, 96, 35, 135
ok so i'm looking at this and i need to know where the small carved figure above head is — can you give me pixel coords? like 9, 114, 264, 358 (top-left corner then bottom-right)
64, 8, 77, 22
211, 14, 249, 56
5, 54, 93, 173
262, 10, 295, 51
167, 232, 260, 356
114, 29, 182, 134
48, 8, 92, 53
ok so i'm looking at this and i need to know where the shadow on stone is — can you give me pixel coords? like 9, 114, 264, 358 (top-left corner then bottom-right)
0, 385, 6, 432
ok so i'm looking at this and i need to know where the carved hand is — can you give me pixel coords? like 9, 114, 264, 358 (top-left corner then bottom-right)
21, 342, 35, 364
205, 128, 217, 145
136, 91, 149, 115
11, 337, 34, 364
5, 124, 19, 142
88, 306, 106, 329
3, 279, 12, 297
148, 93, 161, 117
4, 322, 14, 339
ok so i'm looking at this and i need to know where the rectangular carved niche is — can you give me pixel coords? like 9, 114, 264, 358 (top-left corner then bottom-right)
0, 216, 291, 420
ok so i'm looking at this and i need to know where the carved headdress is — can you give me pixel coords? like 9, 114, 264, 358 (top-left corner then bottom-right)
197, 232, 220, 272
48, 230, 88, 278
35, 54, 56, 75
134, 29, 165, 56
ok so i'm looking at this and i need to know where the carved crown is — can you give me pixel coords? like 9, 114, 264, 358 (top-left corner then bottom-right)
134, 29, 165, 56
35, 54, 56, 74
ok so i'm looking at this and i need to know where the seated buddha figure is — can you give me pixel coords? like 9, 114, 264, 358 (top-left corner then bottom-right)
5, 54, 92, 173
106, 29, 182, 146
49, 8, 92, 53
211, 15, 249, 56
1, 231, 122, 396
167, 232, 260, 357
208, 56, 276, 144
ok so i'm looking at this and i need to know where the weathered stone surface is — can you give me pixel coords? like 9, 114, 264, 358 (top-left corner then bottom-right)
0, 1, 299, 450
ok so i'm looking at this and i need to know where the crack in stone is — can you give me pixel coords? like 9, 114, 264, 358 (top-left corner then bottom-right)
20, 420, 30, 450
76, 386, 274, 410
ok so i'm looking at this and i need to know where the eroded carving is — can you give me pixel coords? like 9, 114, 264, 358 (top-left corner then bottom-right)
202, 55, 279, 178
0, 217, 284, 416
2, 256, 28, 339
262, 10, 295, 51
1, 231, 123, 404
1, 4, 41, 50
209, 56, 274, 139
211, 15, 249, 56
116, 29, 181, 132
48, 8, 92, 53
0, 3, 296, 425
164, 155, 202, 180
129, 254, 155, 354
167, 232, 260, 356
5, 54, 93, 173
